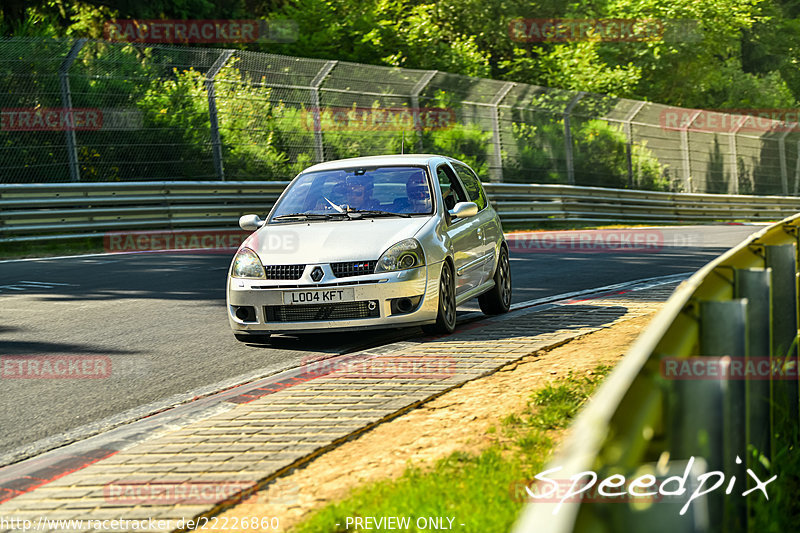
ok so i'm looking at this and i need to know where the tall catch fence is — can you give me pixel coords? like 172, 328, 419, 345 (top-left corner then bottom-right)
1, 36, 798, 195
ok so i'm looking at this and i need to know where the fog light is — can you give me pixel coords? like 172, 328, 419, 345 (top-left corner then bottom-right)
390, 295, 423, 315
234, 306, 256, 322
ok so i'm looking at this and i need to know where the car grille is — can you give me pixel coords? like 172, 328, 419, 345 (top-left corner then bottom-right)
264, 264, 305, 280
331, 260, 377, 278
265, 301, 380, 322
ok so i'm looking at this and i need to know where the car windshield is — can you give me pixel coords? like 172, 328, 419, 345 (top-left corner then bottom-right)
269, 166, 433, 222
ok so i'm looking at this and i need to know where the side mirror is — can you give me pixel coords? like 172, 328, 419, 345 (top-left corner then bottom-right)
448, 201, 478, 219
239, 214, 264, 231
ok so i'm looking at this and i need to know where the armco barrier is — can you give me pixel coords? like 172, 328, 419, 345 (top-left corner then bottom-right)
513, 213, 800, 532
2, 181, 800, 243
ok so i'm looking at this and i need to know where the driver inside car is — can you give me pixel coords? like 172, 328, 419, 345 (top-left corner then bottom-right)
344, 174, 380, 210
393, 172, 432, 213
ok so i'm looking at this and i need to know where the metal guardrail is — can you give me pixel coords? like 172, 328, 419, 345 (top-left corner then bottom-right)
2, 182, 799, 243
513, 213, 800, 532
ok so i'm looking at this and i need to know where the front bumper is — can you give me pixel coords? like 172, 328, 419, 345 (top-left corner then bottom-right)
227, 264, 440, 334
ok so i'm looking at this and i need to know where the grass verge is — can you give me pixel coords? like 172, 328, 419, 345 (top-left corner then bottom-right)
289, 364, 612, 533
0, 237, 106, 260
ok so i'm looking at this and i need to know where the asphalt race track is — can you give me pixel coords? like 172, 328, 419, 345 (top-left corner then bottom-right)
0, 225, 761, 464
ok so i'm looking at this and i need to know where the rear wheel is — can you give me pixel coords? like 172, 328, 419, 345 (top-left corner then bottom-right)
423, 261, 457, 335
479, 246, 511, 315
234, 333, 272, 344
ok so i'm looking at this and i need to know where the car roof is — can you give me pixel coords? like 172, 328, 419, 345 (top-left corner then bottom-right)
300, 154, 459, 173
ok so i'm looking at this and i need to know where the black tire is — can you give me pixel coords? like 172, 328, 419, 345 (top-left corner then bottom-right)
423, 261, 457, 335
234, 333, 272, 344
479, 246, 511, 315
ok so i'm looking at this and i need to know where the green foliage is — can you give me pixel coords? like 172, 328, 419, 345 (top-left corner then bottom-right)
506, 118, 669, 190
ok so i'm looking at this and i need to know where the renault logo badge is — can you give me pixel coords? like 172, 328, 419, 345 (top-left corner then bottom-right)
310, 266, 324, 282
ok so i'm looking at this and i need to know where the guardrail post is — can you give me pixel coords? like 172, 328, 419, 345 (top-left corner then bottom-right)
563, 93, 585, 186
310, 60, 338, 164
734, 268, 773, 457
765, 243, 799, 435
623, 102, 645, 188
699, 299, 748, 533
206, 50, 234, 181
58, 38, 87, 183
734, 267, 772, 528
410, 70, 437, 152
489, 82, 515, 183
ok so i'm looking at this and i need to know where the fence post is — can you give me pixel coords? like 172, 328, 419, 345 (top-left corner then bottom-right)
310, 60, 338, 164
488, 82, 515, 183
729, 116, 743, 194
563, 92, 585, 186
795, 139, 800, 196
206, 50, 234, 181
58, 38, 87, 183
681, 110, 702, 193
622, 101, 645, 188
410, 70, 437, 152
778, 130, 791, 195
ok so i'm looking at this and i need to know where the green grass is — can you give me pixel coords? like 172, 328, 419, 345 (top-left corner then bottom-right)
0, 237, 106, 260
750, 427, 800, 532
290, 365, 613, 533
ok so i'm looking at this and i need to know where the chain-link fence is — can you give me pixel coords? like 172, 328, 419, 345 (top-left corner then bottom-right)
1, 36, 798, 195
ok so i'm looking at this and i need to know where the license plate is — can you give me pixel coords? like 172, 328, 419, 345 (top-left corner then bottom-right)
283, 288, 355, 305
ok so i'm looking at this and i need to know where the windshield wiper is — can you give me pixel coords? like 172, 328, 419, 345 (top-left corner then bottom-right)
272, 212, 347, 221
345, 209, 412, 218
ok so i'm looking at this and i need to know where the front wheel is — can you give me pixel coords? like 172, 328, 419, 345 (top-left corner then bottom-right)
422, 261, 457, 335
479, 246, 511, 315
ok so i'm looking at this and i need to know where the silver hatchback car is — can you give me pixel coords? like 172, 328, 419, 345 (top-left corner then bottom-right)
227, 154, 511, 342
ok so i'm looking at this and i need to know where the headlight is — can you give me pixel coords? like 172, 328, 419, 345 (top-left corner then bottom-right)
375, 239, 426, 273
231, 247, 265, 279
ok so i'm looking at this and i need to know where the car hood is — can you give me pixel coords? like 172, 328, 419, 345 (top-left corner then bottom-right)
242, 216, 431, 265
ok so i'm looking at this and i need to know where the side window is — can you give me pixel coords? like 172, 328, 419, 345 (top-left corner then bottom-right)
436, 165, 467, 212
452, 163, 487, 211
